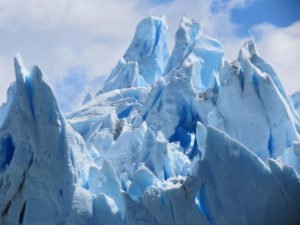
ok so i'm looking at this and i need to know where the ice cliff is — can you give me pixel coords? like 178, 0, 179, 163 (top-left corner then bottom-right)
0, 16, 300, 225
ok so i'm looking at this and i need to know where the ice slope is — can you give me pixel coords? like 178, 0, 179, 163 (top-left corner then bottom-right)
247, 40, 300, 127
190, 126, 300, 225
1, 15, 300, 225
102, 16, 169, 92
292, 91, 300, 114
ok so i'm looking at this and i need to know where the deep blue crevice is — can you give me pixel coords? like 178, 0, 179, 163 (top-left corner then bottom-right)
169, 105, 198, 156
19, 201, 26, 224
0, 135, 15, 171
170, 126, 191, 149
239, 71, 245, 92
163, 164, 170, 180
118, 106, 133, 119
267, 131, 273, 158
141, 83, 164, 121
82, 181, 89, 190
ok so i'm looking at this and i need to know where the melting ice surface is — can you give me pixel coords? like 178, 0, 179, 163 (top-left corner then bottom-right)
0, 16, 300, 225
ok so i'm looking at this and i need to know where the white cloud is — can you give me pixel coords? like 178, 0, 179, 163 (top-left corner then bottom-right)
0, 0, 143, 108
0, 55, 14, 104
0, 0, 299, 111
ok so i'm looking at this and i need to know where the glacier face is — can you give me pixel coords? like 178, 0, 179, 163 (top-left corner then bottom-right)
0, 16, 300, 225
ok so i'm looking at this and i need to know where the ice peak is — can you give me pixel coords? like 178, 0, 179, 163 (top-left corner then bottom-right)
102, 16, 169, 92
245, 40, 259, 56
165, 16, 202, 73
241, 40, 259, 58
164, 16, 223, 91
179, 16, 202, 42
124, 16, 168, 63
31, 65, 46, 83
14, 53, 29, 83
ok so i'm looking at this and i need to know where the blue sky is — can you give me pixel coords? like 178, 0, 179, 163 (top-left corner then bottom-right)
232, 0, 300, 28
0, 0, 299, 112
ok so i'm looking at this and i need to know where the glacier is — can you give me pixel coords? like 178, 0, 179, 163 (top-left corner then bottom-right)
0, 16, 300, 225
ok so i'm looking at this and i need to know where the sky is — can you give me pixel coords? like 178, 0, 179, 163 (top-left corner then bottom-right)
0, 0, 299, 112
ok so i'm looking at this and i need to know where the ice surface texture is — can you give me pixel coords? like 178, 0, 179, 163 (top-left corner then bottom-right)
0, 16, 300, 225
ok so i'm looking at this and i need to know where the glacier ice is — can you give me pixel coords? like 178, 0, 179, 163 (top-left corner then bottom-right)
0, 16, 300, 225
102, 16, 169, 92
292, 91, 300, 114
165, 16, 224, 90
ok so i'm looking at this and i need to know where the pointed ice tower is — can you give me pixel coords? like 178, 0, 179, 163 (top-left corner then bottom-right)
165, 16, 224, 91
215, 41, 299, 158
245, 40, 300, 129
102, 16, 169, 92
0, 54, 92, 225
